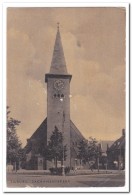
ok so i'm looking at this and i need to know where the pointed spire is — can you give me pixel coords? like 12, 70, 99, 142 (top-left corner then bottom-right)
50, 23, 68, 74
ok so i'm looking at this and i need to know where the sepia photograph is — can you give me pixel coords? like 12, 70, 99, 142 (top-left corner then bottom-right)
3, 3, 129, 193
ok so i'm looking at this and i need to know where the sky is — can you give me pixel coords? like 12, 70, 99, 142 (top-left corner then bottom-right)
7, 7, 126, 147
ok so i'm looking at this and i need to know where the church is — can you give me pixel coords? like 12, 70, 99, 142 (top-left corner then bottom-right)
24, 25, 85, 170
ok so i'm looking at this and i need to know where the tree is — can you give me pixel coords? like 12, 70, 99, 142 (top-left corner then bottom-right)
87, 137, 101, 170
46, 126, 67, 169
78, 137, 101, 171
87, 137, 98, 161
7, 106, 23, 169
78, 139, 88, 164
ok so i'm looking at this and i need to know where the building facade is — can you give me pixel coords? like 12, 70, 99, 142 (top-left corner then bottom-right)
107, 129, 125, 170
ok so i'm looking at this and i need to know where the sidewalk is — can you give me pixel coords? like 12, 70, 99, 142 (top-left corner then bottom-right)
68, 169, 124, 176
8, 169, 124, 176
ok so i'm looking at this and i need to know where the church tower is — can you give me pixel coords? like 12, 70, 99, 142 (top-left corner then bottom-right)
25, 25, 85, 170
45, 24, 72, 168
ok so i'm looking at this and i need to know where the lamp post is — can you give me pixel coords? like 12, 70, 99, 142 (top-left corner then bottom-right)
97, 145, 100, 173
103, 153, 108, 173
60, 98, 65, 176
14, 161, 17, 172
62, 114, 65, 176
106, 157, 108, 173
118, 147, 122, 171
97, 155, 99, 173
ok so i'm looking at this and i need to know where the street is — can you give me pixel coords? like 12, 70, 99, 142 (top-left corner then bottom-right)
7, 171, 125, 188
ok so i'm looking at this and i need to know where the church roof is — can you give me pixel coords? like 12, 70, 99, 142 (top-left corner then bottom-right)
50, 26, 68, 75
24, 119, 84, 156
70, 120, 85, 157
30, 118, 47, 140
70, 120, 84, 142
24, 118, 47, 153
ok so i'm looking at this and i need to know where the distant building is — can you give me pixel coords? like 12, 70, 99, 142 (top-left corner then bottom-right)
24, 26, 86, 170
107, 129, 125, 170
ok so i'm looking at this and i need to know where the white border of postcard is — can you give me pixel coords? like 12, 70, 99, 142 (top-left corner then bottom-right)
1, 0, 130, 193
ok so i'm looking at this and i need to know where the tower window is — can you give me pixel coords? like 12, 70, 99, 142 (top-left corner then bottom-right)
53, 94, 65, 99
61, 94, 64, 98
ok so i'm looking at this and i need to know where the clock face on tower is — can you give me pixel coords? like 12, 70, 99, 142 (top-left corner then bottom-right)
54, 79, 65, 91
